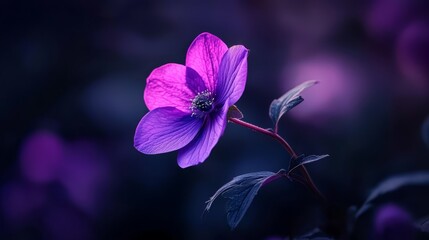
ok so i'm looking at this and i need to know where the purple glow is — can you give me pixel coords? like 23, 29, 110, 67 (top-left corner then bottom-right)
396, 21, 429, 94
134, 32, 249, 168
19, 130, 63, 184
17, 130, 110, 216
365, 0, 410, 40
1, 182, 46, 224
282, 54, 363, 125
59, 140, 109, 215
374, 204, 415, 240
43, 205, 93, 240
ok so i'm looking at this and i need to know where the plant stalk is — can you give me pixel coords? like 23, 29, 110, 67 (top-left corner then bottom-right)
228, 117, 325, 201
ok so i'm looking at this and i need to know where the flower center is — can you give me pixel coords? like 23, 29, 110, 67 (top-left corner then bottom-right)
190, 90, 214, 118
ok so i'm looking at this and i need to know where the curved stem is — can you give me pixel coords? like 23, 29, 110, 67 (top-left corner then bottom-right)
228, 117, 325, 201
228, 118, 298, 158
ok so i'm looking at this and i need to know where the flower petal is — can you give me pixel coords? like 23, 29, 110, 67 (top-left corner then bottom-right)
144, 63, 207, 112
134, 107, 202, 154
215, 45, 248, 106
177, 102, 229, 168
186, 32, 228, 92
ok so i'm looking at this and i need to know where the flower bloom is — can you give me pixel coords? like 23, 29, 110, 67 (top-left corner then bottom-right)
134, 32, 248, 168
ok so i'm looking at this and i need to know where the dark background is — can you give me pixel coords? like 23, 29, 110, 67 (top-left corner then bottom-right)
1, 0, 429, 239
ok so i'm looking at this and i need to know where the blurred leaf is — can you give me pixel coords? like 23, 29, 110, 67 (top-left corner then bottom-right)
355, 172, 429, 218
295, 228, 334, 240
288, 154, 329, 174
416, 216, 429, 233
269, 80, 318, 129
227, 105, 243, 119
205, 171, 280, 229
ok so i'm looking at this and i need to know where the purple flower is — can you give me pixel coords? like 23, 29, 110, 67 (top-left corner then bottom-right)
134, 32, 248, 168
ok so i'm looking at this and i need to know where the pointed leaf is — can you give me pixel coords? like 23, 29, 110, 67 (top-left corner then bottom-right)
283, 96, 304, 113
355, 172, 429, 218
288, 154, 329, 174
227, 105, 244, 120
205, 171, 280, 229
269, 80, 318, 129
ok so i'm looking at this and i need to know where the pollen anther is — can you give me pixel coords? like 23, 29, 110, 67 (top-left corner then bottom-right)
190, 90, 214, 118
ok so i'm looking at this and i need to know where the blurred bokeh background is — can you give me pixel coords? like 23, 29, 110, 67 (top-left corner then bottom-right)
1, 0, 429, 239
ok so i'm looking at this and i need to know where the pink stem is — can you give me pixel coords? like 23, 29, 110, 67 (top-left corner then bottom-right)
228, 117, 325, 201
